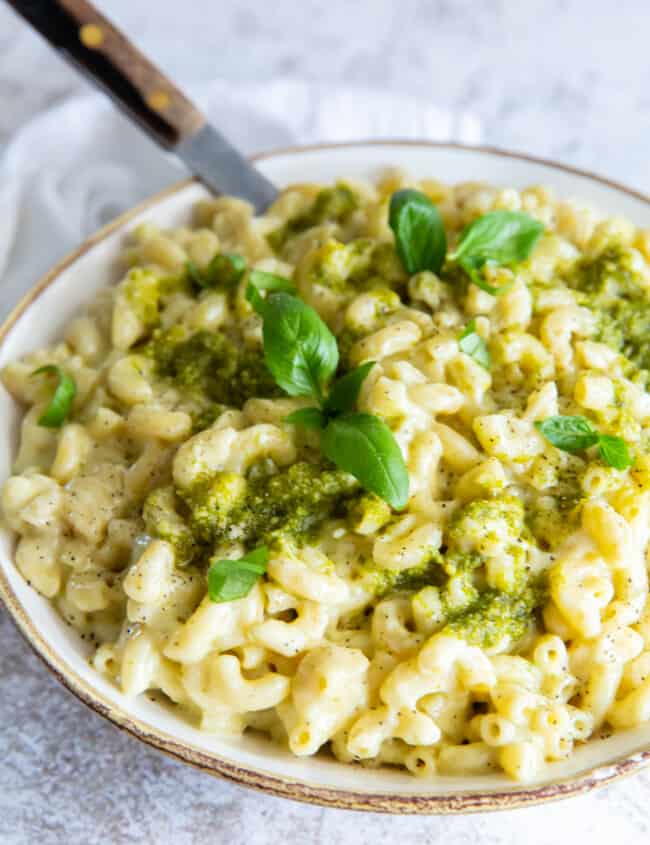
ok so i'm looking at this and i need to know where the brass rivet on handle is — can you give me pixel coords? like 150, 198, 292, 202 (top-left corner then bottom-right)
147, 90, 171, 112
79, 23, 104, 48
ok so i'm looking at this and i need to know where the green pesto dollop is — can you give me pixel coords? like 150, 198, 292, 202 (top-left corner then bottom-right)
447, 494, 525, 554
123, 267, 188, 327
347, 492, 393, 535
184, 471, 248, 544
180, 461, 358, 549
145, 326, 282, 409
302, 239, 406, 297
365, 546, 483, 599
365, 554, 446, 598
445, 581, 546, 650
411, 569, 479, 623
525, 462, 585, 551
143, 485, 197, 565
447, 495, 529, 593
365, 492, 545, 648
365, 496, 529, 602
123, 268, 161, 325
566, 244, 650, 374
268, 184, 359, 251
526, 497, 581, 551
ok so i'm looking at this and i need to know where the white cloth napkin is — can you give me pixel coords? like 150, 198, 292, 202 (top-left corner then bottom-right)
0, 79, 480, 314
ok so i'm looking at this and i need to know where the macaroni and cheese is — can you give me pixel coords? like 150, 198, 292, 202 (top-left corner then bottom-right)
4, 171, 650, 782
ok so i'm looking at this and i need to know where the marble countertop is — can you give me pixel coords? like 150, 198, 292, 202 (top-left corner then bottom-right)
3, 1, 650, 842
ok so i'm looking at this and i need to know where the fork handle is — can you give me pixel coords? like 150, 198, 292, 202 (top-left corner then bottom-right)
5, 0, 205, 148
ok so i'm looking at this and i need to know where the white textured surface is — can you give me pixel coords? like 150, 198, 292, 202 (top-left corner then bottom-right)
2, 1, 650, 842
0, 85, 479, 313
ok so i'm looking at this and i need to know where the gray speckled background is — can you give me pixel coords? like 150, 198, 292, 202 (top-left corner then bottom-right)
3, 2, 650, 842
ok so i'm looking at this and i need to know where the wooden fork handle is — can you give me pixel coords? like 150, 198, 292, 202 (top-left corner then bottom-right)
5, 0, 205, 148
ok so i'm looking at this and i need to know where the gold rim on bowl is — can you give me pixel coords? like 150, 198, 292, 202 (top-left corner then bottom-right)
2, 141, 650, 813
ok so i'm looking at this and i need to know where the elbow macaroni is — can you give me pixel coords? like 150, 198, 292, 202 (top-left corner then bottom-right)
4, 174, 650, 784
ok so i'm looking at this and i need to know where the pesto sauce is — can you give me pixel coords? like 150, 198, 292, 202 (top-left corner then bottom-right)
566, 245, 650, 375
447, 494, 525, 550
124, 268, 160, 325
306, 239, 407, 297
145, 326, 282, 409
447, 496, 528, 593
143, 486, 198, 565
268, 184, 358, 251
525, 463, 585, 551
526, 497, 582, 551
367, 553, 447, 598
180, 461, 359, 548
445, 580, 546, 649
347, 492, 392, 534
123, 267, 189, 326
188, 402, 229, 434
366, 494, 545, 648
365, 549, 480, 598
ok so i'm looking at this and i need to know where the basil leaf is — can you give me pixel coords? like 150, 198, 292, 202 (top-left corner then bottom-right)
534, 416, 600, 453
322, 412, 409, 509
458, 320, 490, 369
598, 435, 634, 470
246, 270, 296, 313
536, 416, 635, 469
259, 292, 338, 400
450, 210, 544, 293
207, 546, 268, 603
187, 253, 246, 289
389, 189, 447, 275
31, 365, 77, 428
284, 407, 327, 431
324, 361, 375, 415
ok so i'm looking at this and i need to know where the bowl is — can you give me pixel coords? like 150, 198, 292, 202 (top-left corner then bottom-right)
2, 141, 650, 814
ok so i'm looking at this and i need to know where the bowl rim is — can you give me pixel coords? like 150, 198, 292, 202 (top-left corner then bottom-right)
3, 139, 650, 814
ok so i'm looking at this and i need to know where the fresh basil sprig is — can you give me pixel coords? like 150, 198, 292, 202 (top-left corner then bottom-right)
284, 406, 327, 431
388, 192, 543, 295
208, 546, 268, 602
32, 365, 77, 428
535, 415, 634, 470
449, 210, 544, 294
246, 275, 409, 509
322, 413, 409, 510
323, 361, 376, 414
249, 287, 338, 401
246, 268, 298, 324
389, 189, 447, 275
597, 435, 634, 470
458, 320, 490, 369
246, 269, 296, 307
534, 416, 599, 452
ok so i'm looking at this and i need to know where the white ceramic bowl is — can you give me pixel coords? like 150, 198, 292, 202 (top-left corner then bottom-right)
3, 142, 650, 813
